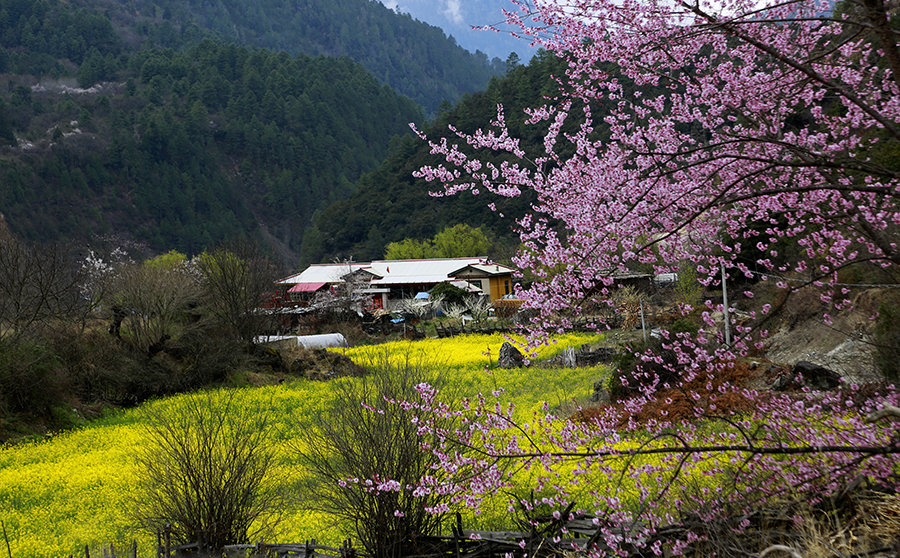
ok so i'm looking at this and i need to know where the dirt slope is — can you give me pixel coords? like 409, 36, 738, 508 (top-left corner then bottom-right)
760, 288, 887, 384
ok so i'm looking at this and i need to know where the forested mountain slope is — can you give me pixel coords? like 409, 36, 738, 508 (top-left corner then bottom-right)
0, 0, 555, 265
0, 38, 423, 260
307, 51, 572, 264
53, 0, 505, 113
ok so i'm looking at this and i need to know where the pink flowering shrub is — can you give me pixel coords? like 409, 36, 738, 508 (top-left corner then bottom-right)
291, 356, 454, 558
405, 0, 900, 553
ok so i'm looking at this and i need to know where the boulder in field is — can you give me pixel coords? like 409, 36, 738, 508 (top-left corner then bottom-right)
498, 341, 525, 368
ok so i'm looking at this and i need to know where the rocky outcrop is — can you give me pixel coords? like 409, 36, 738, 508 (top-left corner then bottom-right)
498, 342, 525, 368
772, 360, 841, 391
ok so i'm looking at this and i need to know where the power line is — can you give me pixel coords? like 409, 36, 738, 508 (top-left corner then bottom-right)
731, 266, 900, 289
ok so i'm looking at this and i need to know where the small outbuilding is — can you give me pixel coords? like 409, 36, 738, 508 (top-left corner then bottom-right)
449, 263, 517, 301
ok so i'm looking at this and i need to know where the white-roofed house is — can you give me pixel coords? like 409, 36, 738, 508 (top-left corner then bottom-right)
274, 261, 370, 306
365, 257, 486, 309
276, 257, 513, 311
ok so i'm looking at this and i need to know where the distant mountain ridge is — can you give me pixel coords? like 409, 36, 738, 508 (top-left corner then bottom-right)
63, 0, 507, 113
380, 0, 539, 61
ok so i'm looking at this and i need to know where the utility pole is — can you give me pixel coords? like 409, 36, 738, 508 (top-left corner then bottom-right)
721, 263, 731, 348
639, 299, 648, 343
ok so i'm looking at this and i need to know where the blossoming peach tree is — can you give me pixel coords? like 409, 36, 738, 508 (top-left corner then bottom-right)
376, 0, 900, 553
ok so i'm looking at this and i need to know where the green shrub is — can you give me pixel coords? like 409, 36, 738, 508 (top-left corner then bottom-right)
608, 337, 680, 402
669, 318, 700, 336
0, 338, 68, 416
430, 281, 469, 307
675, 263, 704, 309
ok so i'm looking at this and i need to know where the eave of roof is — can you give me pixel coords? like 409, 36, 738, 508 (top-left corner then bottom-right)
287, 282, 327, 293
449, 263, 515, 277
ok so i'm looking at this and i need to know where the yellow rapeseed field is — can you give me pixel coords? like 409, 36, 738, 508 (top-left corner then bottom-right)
0, 333, 604, 557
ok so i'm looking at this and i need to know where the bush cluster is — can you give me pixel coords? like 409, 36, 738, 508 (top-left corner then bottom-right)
0, 239, 281, 440
0, 337, 66, 417
0, 323, 260, 436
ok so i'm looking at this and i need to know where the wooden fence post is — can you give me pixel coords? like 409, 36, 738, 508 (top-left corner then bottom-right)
341, 538, 356, 558
453, 512, 463, 558
198, 528, 206, 554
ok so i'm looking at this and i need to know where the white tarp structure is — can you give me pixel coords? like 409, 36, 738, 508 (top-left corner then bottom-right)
255, 333, 348, 349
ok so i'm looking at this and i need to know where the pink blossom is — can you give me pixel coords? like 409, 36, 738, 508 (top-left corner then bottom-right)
407, 0, 900, 554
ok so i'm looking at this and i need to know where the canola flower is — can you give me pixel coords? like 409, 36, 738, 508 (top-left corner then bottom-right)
340, 332, 593, 371
0, 333, 604, 556
340, 333, 603, 415
0, 421, 149, 556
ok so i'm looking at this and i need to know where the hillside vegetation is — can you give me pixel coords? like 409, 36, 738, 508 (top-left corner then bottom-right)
0, 0, 526, 261
0, 36, 422, 259
3, 0, 505, 114
308, 51, 576, 263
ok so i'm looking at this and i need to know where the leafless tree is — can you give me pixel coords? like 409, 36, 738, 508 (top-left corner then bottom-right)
109, 258, 200, 355
442, 302, 468, 327
132, 390, 282, 551
464, 295, 492, 324
291, 353, 456, 558
196, 241, 279, 347
310, 259, 371, 317
391, 297, 430, 320
0, 236, 83, 341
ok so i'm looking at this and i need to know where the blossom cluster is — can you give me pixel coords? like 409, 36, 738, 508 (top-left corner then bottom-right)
411, 0, 900, 553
